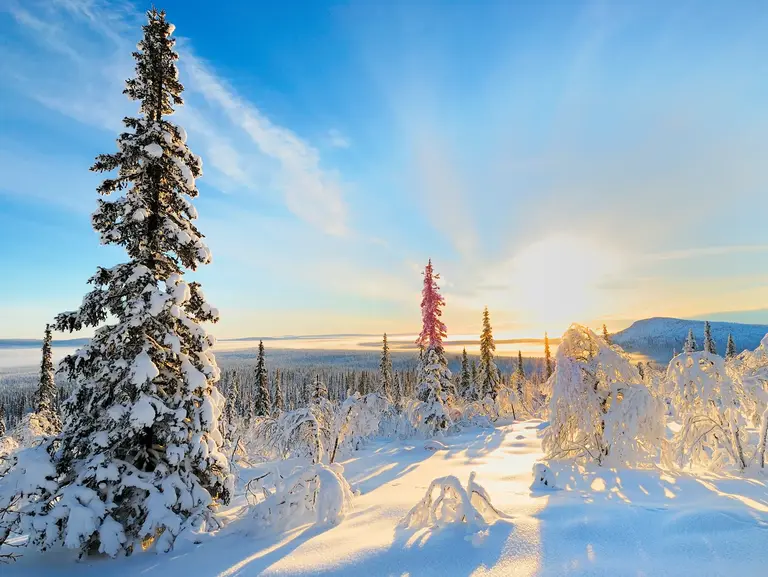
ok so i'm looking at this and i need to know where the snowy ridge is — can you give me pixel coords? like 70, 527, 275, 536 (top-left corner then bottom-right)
612, 317, 768, 362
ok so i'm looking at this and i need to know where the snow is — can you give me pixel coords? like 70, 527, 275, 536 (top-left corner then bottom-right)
5, 420, 768, 576
143, 143, 163, 158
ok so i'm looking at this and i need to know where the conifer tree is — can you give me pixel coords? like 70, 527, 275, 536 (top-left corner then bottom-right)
0, 404, 5, 437
34, 324, 61, 434
684, 328, 697, 353
544, 332, 553, 379
312, 374, 329, 402
602, 324, 611, 345
415, 260, 452, 403
515, 350, 526, 398
637, 361, 645, 380
253, 340, 271, 417
478, 307, 500, 400
24, 9, 232, 556
379, 333, 394, 400
223, 374, 238, 444
459, 348, 471, 398
703, 321, 717, 355
726, 333, 737, 359
414, 259, 452, 431
272, 368, 285, 414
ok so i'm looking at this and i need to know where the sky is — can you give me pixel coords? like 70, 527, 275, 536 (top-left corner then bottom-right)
1, 0, 768, 341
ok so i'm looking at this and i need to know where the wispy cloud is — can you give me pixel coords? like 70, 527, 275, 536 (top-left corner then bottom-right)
646, 245, 768, 261
1, 0, 348, 236
182, 54, 348, 236
327, 129, 351, 149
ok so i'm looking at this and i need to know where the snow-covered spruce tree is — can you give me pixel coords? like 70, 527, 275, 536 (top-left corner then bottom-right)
253, 340, 271, 417
683, 328, 697, 353
272, 368, 285, 414
544, 332, 553, 380
0, 405, 5, 438
459, 348, 471, 399
514, 350, 525, 400
703, 321, 717, 355
34, 324, 61, 435
313, 374, 329, 403
726, 333, 737, 359
3, 10, 232, 557
602, 324, 611, 345
414, 260, 452, 433
477, 307, 500, 401
543, 325, 664, 466
379, 333, 394, 400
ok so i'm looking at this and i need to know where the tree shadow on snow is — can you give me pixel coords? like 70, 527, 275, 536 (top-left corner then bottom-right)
531, 461, 768, 576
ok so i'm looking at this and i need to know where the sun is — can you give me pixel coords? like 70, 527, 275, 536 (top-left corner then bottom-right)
509, 233, 620, 332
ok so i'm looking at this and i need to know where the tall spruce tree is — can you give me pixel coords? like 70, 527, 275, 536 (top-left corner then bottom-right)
34, 324, 61, 434
34, 9, 232, 556
684, 328, 697, 353
459, 348, 471, 398
253, 340, 271, 417
726, 333, 737, 359
478, 307, 500, 400
544, 332, 553, 379
0, 404, 5, 437
379, 333, 394, 400
415, 260, 452, 403
703, 321, 717, 355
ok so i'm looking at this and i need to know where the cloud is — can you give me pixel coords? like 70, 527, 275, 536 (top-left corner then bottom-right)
646, 245, 768, 262
327, 129, 351, 149
2, 0, 348, 236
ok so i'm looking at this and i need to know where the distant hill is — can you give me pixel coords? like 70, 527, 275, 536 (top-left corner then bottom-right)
612, 317, 768, 362
0, 338, 89, 349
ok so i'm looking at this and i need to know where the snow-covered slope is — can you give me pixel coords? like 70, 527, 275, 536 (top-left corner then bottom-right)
5, 420, 768, 576
612, 317, 768, 362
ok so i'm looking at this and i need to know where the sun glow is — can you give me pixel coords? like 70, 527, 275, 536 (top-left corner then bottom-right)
508, 234, 621, 333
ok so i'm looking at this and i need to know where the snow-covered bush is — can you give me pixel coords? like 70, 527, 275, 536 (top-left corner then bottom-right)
543, 325, 664, 467
530, 463, 557, 490
249, 462, 353, 533
253, 392, 391, 464
398, 471, 507, 540
667, 350, 749, 470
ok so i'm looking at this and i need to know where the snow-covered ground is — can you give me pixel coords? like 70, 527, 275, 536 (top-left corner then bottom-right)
5, 420, 768, 576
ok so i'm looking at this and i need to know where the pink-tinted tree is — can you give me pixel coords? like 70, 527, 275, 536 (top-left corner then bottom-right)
416, 259, 447, 355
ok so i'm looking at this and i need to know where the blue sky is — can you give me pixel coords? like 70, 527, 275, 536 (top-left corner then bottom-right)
2, 0, 768, 340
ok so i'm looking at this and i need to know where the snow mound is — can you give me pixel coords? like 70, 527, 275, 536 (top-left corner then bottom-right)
424, 440, 448, 451
530, 463, 557, 490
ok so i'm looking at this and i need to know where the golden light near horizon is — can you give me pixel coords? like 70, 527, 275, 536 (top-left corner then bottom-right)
509, 233, 621, 334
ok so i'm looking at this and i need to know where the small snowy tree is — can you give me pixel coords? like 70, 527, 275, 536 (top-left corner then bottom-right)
683, 328, 697, 353
602, 324, 611, 345
703, 321, 717, 355
726, 333, 737, 359
0, 9, 232, 558
544, 332, 553, 379
513, 350, 525, 399
477, 307, 500, 400
312, 374, 329, 403
379, 333, 394, 400
253, 341, 271, 417
0, 405, 5, 438
272, 369, 285, 415
33, 324, 61, 435
459, 348, 472, 399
